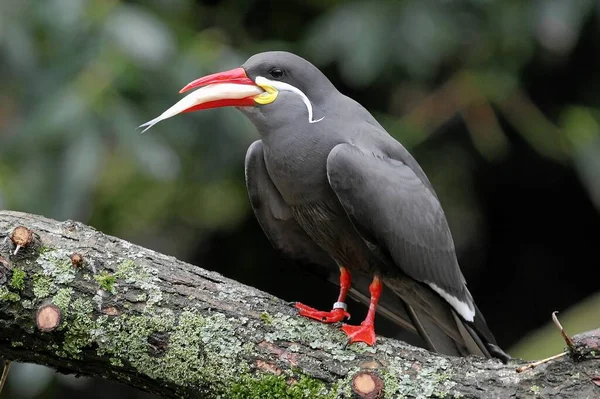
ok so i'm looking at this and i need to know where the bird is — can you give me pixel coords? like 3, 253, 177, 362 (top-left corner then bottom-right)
140, 51, 510, 362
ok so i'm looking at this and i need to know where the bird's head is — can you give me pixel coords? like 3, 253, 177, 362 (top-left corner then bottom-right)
140, 51, 335, 132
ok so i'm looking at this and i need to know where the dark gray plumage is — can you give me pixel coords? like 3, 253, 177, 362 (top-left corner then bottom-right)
240, 52, 509, 361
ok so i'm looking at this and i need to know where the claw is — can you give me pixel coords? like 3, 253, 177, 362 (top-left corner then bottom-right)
295, 302, 350, 323
294, 302, 319, 313
341, 323, 376, 346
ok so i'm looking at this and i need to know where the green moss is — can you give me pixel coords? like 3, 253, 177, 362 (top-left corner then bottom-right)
11, 341, 23, 347
530, 385, 541, 395
43, 304, 261, 396
265, 313, 355, 362
38, 245, 55, 254
230, 374, 335, 399
10, 267, 26, 291
381, 356, 458, 398
110, 357, 124, 367
0, 286, 20, 302
32, 249, 76, 300
94, 271, 116, 293
114, 259, 136, 277
62, 298, 95, 358
33, 274, 56, 298
52, 288, 73, 314
93, 309, 207, 388
114, 260, 162, 308
36, 249, 76, 285
379, 368, 401, 398
136, 293, 148, 302
260, 312, 273, 325
92, 309, 252, 393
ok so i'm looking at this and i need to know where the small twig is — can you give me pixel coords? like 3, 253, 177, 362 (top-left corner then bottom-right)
552, 311, 575, 352
516, 352, 568, 373
516, 311, 584, 373
516, 311, 579, 372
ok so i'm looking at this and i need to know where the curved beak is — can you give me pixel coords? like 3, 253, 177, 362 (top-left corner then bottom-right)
139, 67, 263, 133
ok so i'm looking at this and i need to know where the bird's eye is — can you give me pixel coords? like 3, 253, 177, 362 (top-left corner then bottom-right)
269, 68, 284, 79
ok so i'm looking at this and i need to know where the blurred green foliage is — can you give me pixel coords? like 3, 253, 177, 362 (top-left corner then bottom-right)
2, 0, 600, 251
1, 1, 600, 395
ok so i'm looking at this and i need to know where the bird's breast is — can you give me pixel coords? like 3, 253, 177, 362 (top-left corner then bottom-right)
261, 132, 377, 272
261, 131, 337, 205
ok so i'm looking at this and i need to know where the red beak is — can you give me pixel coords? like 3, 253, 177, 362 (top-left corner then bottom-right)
179, 67, 255, 93
178, 67, 258, 112
139, 67, 264, 132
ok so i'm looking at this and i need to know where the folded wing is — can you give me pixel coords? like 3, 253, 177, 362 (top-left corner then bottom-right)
326, 143, 509, 360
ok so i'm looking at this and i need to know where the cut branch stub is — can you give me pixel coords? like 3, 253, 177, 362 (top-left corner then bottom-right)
10, 226, 34, 255
36, 303, 62, 332
70, 253, 84, 268
351, 371, 384, 399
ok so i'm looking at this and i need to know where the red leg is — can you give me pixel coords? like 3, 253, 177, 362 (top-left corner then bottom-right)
295, 267, 351, 323
341, 275, 381, 346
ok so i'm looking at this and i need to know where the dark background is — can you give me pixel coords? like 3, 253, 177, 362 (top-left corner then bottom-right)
1, 0, 599, 397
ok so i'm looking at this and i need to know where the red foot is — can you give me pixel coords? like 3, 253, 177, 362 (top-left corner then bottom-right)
295, 302, 350, 323
341, 323, 376, 346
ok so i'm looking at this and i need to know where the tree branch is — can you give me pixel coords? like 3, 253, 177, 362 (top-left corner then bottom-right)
0, 211, 597, 398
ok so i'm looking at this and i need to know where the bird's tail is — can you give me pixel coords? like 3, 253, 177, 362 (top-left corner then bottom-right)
348, 274, 510, 362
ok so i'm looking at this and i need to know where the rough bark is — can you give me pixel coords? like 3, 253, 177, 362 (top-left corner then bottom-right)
0, 210, 598, 398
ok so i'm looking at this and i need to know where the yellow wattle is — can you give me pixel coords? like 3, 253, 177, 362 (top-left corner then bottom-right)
254, 83, 278, 105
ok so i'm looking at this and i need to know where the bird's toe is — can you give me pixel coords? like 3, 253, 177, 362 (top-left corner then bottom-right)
295, 302, 350, 323
341, 323, 376, 346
